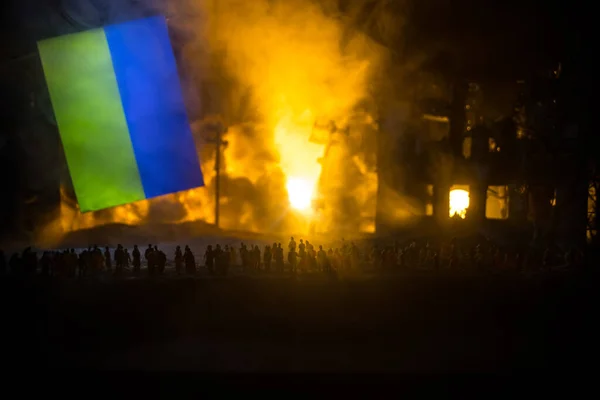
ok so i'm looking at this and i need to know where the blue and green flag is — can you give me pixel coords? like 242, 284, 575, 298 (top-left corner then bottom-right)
38, 15, 204, 212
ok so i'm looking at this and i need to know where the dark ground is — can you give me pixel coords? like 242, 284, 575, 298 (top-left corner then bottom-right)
2, 269, 598, 372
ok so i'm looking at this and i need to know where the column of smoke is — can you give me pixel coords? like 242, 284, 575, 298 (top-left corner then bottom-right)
40, 0, 415, 243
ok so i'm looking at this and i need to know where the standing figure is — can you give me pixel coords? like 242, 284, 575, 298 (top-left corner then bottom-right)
144, 244, 153, 273
132, 245, 141, 274
317, 245, 328, 272
114, 245, 124, 276
157, 248, 167, 274
240, 243, 248, 272
263, 245, 272, 272
104, 246, 112, 272
275, 243, 284, 273
253, 245, 261, 271
175, 246, 183, 275
288, 248, 297, 273
215, 244, 225, 275
147, 247, 157, 276
288, 237, 296, 253
124, 248, 132, 270
184, 246, 196, 275
220, 245, 230, 276
229, 245, 237, 267
78, 250, 87, 278
204, 245, 215, 275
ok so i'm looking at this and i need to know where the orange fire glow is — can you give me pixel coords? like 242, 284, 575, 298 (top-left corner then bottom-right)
39, 0, 385, 243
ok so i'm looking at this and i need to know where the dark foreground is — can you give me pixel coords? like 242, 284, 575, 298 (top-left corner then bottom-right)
2, 270, 598, 372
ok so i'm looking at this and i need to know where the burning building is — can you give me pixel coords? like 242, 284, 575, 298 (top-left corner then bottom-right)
375, 61, 591, 249
3, 0, 591, 249
7, 0, 393, 245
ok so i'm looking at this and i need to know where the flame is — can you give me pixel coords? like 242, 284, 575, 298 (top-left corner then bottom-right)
274, 116, 325, 214
286, 177, 314, 211
449, 189, 470, 219
38, 0, 386, 242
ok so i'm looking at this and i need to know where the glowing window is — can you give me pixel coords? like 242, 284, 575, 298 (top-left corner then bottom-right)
449, 185, 470, 219
426, 203, 434, 216
426, 184, 434, 197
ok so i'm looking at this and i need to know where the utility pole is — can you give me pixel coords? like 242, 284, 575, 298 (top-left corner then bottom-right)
206, 124, 228, 228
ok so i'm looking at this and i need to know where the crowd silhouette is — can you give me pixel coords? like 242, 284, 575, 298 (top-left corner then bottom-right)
0, 235, 586, 280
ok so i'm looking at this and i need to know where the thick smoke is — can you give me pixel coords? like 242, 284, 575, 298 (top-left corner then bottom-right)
176, 0, 390, 233
37, 0, 414, 244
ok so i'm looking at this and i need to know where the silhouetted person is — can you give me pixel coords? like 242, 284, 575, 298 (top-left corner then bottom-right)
253, 245, 261, 270
145, 244, 153, 272
215, 244, 225, 275
240, 243, 249, 271
204, 245, 215, 275
229, 245, 237, 267
92, 246, 103, 273
305, 241, 313, 269
78, 250, 87, 278
275, 243, 284, 273
334, 248, 342, 270
288, 248, 297, 273
132, 245, 141, 274
297, 240, 307, 272
288, 237, 296, 253
218, 244, 229, 276
123, 248, 131, 270
184, 246, 196, 275
317, 245, 327, 272
147, 247, 157, 276
175, 246, 183, 275
157, 248, 167, 274
307, 245, 317, 271
264, 245, 272, 272
114, 245, 125, 276
104, 247, 112, 272
153, 246, 162, 273
68, 249, 77, 277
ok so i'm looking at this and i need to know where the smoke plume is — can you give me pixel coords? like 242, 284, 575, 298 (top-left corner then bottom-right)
38, 0, 414, 244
